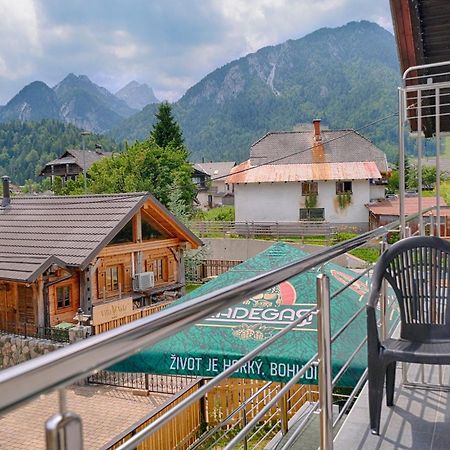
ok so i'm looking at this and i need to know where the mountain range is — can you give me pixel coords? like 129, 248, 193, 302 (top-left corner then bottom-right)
0, 75, 157, 133
115, 81, 159, 110
0, 20, 401, 170
112, 20, 400, 162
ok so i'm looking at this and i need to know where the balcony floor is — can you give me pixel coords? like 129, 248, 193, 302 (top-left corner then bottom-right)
334, 364, 450, 450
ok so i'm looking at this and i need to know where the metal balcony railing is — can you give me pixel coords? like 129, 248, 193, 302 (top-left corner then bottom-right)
0, 206, 433, 450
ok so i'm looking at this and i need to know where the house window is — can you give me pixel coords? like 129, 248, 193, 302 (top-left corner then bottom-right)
111, 220, 133, 244
302, 181, 318, 196
336, 181, 352, 194
56, 286, 71, 309
105, 266, 121, 292
299, 208, 325, 221
142, 220, 162, 240
147, 257, 168, 282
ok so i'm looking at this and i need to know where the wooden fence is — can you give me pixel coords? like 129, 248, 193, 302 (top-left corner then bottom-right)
102, 378, 205, 450
186, 258, 243, 283
92, 301, 173, 335
191, 220, 336, 240
103, 377, 318, 450
206, 378, 318, 427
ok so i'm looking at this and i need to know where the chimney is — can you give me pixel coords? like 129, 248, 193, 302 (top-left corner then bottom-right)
313, 119, 321, 141
2, 176, 10, 207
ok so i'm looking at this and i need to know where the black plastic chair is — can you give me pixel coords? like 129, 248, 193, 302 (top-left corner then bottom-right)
367, 236, 450, 435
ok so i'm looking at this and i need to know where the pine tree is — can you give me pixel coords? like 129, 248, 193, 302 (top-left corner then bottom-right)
150, 102, 184, 148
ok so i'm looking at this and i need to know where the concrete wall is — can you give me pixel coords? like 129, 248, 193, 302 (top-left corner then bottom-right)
370, 184, 386, 201
234, 180, 373, 227
0, 335, 64, 369
201, 238, 369, 269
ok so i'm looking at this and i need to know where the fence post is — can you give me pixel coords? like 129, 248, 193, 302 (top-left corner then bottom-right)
242, 405, 248, 450
280, 383, 289, 435
199, 378, 208, 434
317, 273, 333, 450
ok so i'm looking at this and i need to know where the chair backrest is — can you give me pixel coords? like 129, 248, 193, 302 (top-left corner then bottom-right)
373, 236, 450, 342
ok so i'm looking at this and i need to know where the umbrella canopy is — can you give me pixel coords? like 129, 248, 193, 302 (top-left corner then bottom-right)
112, 243, 390, 386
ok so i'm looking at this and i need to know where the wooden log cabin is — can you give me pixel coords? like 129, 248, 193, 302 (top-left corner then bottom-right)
0, 177, 202, 334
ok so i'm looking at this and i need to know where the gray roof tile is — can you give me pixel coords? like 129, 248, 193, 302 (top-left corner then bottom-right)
42, 149, 112, 172
0, 193, 145, 273
0, 191, 202, 281
250, 130, 388, 173
194, 162, 236, 179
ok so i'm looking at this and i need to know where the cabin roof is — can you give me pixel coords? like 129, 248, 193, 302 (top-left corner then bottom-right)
0, 192, 202, 281
0, 254, 67, 283
193, 162, 236, 179
40, 149, 112, 174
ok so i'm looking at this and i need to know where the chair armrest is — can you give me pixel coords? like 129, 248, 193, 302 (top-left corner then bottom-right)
367, 305, 381, 356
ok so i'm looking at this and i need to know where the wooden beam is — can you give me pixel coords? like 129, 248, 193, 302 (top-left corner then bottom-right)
98, 238, 180, 257
132, 212, 142, 243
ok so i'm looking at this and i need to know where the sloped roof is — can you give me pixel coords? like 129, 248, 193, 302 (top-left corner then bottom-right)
227, 160, 381, 184
250, 130, 388, 174
0, 255, 67, 283
194, 162, 236, 180
366, 196, 447, 216
41, 149, 112, 173
0, 193, 202, 280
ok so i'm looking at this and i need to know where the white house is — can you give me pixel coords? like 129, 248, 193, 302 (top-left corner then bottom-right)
226, 119, 389, 231
193, 161, 236, 210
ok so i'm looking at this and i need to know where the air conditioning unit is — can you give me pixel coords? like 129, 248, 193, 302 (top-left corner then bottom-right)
133, 272, 155, 291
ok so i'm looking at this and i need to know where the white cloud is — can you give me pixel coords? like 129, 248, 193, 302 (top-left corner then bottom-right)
0, 0, 40, 79
0, 0, 393, 104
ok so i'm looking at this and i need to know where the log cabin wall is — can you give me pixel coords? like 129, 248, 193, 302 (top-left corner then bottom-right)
92, 240, 180, 304
0, 281, 38, 333
47, 272, 80, 326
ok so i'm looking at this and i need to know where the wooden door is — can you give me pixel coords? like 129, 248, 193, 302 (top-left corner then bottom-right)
0, 284, 17, 333
17, 285, 35, 334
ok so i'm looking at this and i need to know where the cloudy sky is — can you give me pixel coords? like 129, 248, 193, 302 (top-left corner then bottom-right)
0, 0, 392, 105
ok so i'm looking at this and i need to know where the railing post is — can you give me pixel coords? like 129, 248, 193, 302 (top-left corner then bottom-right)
317, 273, 333, 450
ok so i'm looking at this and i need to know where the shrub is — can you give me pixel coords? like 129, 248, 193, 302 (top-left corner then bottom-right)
195, 206, 235, 221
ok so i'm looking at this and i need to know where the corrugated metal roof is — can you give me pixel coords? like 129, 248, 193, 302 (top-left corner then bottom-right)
226, 161, 381, 184
366, 196, 448, 216
0, 192, 202, 280
250, 130, 389, 174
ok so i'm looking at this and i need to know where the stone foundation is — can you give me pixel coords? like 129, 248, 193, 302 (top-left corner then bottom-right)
0, 334, 65, 369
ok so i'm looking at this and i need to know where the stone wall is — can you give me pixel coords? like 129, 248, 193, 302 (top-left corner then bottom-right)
0, 334, 65, 369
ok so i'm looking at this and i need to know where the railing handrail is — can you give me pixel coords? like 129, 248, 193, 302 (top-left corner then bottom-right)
0, 208, 433, 414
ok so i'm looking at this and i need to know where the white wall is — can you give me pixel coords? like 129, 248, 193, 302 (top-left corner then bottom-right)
235, 182, 301, 221
370, 184, 385, 201
235, 180, 373, 225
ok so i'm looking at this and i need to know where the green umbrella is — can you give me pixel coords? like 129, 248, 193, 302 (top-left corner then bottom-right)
112, 242, 395, 387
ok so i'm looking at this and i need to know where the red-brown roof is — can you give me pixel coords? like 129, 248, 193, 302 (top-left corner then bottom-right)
366, 196, 447, 216
226, 160, 381, 184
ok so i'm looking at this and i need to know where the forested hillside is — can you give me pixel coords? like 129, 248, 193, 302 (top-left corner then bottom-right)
111, 21, 400, 162
0, 120, 117, 184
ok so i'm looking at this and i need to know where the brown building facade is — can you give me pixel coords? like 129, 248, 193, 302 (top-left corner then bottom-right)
0, 179, 202, 333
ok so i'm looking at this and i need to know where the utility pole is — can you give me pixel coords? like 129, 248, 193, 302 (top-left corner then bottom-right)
81, 131, 91, 194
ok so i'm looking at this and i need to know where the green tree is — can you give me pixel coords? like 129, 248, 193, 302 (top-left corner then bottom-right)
63, 139, 195, 212
150, 102, 184, 148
